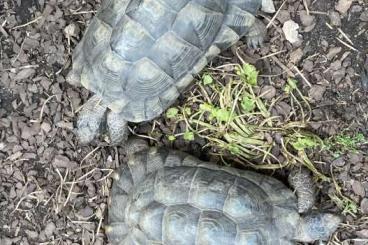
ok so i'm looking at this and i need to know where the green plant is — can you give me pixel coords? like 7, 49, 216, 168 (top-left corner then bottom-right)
324, 133, 367, 156
165, 62, 328, 180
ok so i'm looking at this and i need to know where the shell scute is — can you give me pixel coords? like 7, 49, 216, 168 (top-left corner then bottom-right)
197, 211, 237, 244
154, 167, 197, 205
162, 205, 201, 244
188, 167, 235, 211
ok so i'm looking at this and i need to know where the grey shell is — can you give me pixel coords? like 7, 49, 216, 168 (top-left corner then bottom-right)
70, 0, 261, 122
108, 147, 301, 245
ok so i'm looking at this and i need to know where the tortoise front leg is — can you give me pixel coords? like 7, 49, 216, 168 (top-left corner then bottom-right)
106, 110, 129, 145
77, 95, 107, 144
288, 167, 316, 213
245, 18, 266, 49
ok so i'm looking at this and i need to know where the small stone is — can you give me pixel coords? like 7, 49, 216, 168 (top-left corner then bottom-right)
260, 86, 276, 100
308, 85, 326, 102
52, 155, 78, 169
289, 48, 303, 64
329, 11, 342, 26
25, 230, 38, 239
276, 10, 291, 24
332, 157, 346, 167
282, 20, 301, 44
44, 222, 56, 237
64, 23, 80, 38
303, 60, 314, 72
21, 125, 39, 140
330, 60, 342, 71
356, 229, 368, 239
326, 47, 342, 60
78, 206, 94, 218
335, 0, 353, 14
41, 122, 51, 133
14, 69, 35, 81
351, 180, 365, 197
299, 10, 315, 26
360, 10, 368, 22
361, 198, 368, 214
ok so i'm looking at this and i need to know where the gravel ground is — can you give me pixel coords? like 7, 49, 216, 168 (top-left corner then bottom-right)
0, 0, 367, 244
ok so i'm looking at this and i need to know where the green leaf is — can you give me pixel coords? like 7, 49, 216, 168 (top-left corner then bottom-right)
184, 107, 192, 115
168, 135, 176, 141
166, 107, 179, 119
228, 144, 241, 155
202, 74, 213, 85
284, 79, 298, 94
241, 96, 256, 112
291, 136, 319, 151
288, 78, 298, 89
236, 63, 258, 86
199, 103, 213, 112
213, 108, 232, 122
183, 131, 194, 141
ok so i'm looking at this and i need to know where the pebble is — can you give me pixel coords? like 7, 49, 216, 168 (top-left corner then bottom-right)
329, 11, 342, 26
260, 85, 276, 100
299, 10, 315, 26
351, 180, 366, 197
360, 198, 368, 214
335, 0, 353, 14
44, 222, 56, 238
14, 69, 36, 81
360, 10, 368, 22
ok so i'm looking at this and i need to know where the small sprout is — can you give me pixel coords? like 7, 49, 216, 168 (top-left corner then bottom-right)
284, 78, 298, 93
213, 108, 232, 122
241, 95, 256, 112
166, 107, 179, 119
184, 107, 192, 115
199, 103, 213, 112
168, 135, 176, 141
202, 74, 213, 85
183, 131, 194, 141
290, 135, 321, 151
236, 63, 258, 86
228, 144, 241, 155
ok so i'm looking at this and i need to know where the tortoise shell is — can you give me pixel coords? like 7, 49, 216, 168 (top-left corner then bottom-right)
69, 0, 262, 122
107, 147, 300, 244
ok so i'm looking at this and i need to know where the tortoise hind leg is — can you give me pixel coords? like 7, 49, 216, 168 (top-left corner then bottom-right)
288, 167, 316, 213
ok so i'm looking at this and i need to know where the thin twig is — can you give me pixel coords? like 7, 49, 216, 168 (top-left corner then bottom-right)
266, 0, 287, 29
336, 38, 359, 52
293, 65, 312, 87
302, 0, 310, 15
270, 56, 295, 77
258, 50, 287, 60
11, 16, 43, 30
337, 28, 354, 46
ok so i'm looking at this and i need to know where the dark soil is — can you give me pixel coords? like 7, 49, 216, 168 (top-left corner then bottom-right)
0, 0, 367, 244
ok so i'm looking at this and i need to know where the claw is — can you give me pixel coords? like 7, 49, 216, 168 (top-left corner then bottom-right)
246, 19, 266, 49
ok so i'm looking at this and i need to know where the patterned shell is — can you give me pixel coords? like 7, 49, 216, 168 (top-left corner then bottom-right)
108, 147, 300, 245
70, 0, 262, 122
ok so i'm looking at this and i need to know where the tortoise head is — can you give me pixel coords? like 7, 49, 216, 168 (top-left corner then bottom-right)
293, 212, 342, 243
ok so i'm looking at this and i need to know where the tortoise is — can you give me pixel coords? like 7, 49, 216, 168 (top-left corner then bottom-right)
105, 138, 342, 244
66, 0, 275, 144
